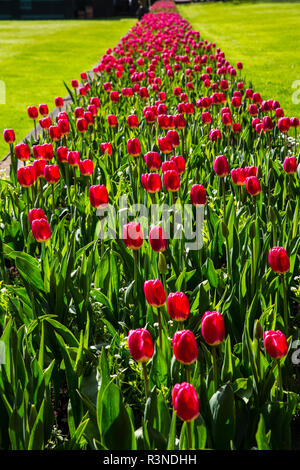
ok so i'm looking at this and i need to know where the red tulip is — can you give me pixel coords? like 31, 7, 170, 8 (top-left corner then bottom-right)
268, 247, 290, 273
123, 222, 143, 250
128, 329, 154, 363
174, 114, 186, 129
244, 166, 257, 178
44, 165, 60, 184
17, 166, 36, 187
55, 96, 64, 108
89, 185, 109, 209
167, 292, 190, 321
49, 125, 62, 141
262, 116, 273, 132
201, 112, 212, 125
3, 129, 15, 144
71, 80, 78, 88
15, 143, 30, 161
141, 173, 162, 193
79, 159, 93, 176
163, 169, 180, 192
28, 208, 47, 225
31, 218, 51, 243
222, 113, 232, 126
58, 119, 70, 135
161, 161, 178, 173
290, 117, 299, 128
128, 114, 139, 128
57, 146, 69, 163
245, 176, 261, 196
90, 97, 100, 109
110, 90, 119, 102
27, 106, 38, 119
248, 104, 258, 116
144, 279, 166, 307
144, 151, 161, 171
210, 129, 222, 142
172, 383, 199, 422
170, 155, 185, 174
100, 142, 112, 155
74, 107, 84, 119
232, 122, 242, 133
127, 138, 141, 157
172, 330, 198, 365
201, 311, 225, 346
76, 118, 88, 133
166, 130, 180, 148
33, 159, 47, 179
278, 117, 290, 133
231, 168, 246, 186
213, 155, 229, 177
39, 104, 48, 116
67, 151, 80, 167
149, 225, 168, 252
107, 114, 118, 127
190, 184, 207, 205
283, 156, 297, 174
158, 136, 173, 154
264, 330, 288, 359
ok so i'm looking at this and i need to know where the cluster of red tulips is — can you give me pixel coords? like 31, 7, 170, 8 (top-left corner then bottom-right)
1, 0, 299, 450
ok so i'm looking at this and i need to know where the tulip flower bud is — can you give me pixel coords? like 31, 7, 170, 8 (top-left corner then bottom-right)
79, 159, 93, 176
127, 138, 141, 157
17, 166, 36, 187
268, 247, 290, 273
253, 319, 263, 340
15, 143, 30, 161
39, 104, 49, 116
44, 165, 60, 184
163, 169, 180, 192
172, 383, 199, 422
283, 156, 297, 174
167, 292, 190, 321
123, 222, 143, 250
28, 208, 47, 226
3, 129, 15, 144
27, 106, 38, 119
127, 114, 139, 128
158, 252, 167, 274
89, 185, 108, 209
149, 225, 168, 252
172, 330, 198, 365
201, 311, 225, 346
144, 151, 161, 171
249, 220, 256, 239
190, 184, 207, 205
213, 155, 229, 177
107, 114, 118, 127
128, 328, 154, 363
141, 173, 162, 193
144, 279, 166, 307
55, 97, 64, 108
170, 155, 185, 174
33, 159, 47, 179
264, 330, 288, 359
31, 218, 51, 242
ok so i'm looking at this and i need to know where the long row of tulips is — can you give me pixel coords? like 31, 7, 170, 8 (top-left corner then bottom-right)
0, 0, 300, 450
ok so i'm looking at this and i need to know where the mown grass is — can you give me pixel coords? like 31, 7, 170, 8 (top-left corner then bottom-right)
0, 19, 134, 158
178, 1, 300, 119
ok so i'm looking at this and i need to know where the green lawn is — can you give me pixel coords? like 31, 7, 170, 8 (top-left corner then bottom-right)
178, 2, 300, 119
0, 19, 134, 158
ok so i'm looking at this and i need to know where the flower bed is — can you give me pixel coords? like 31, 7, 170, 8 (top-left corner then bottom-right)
1, 0, 300, 451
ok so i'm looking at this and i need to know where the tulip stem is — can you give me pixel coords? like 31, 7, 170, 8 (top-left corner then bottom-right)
222, 177, 226, 223
51, 184, 55, 213
157, 307, 162, 349
212, 346, 218, 394
142, 362, 149, 400
186, 364, 191, 384
134, 250, 138, 298
277, 359, 283, 401
39, 178, 44, 208
282, 274, 288, 330
187, 421, 193, 451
